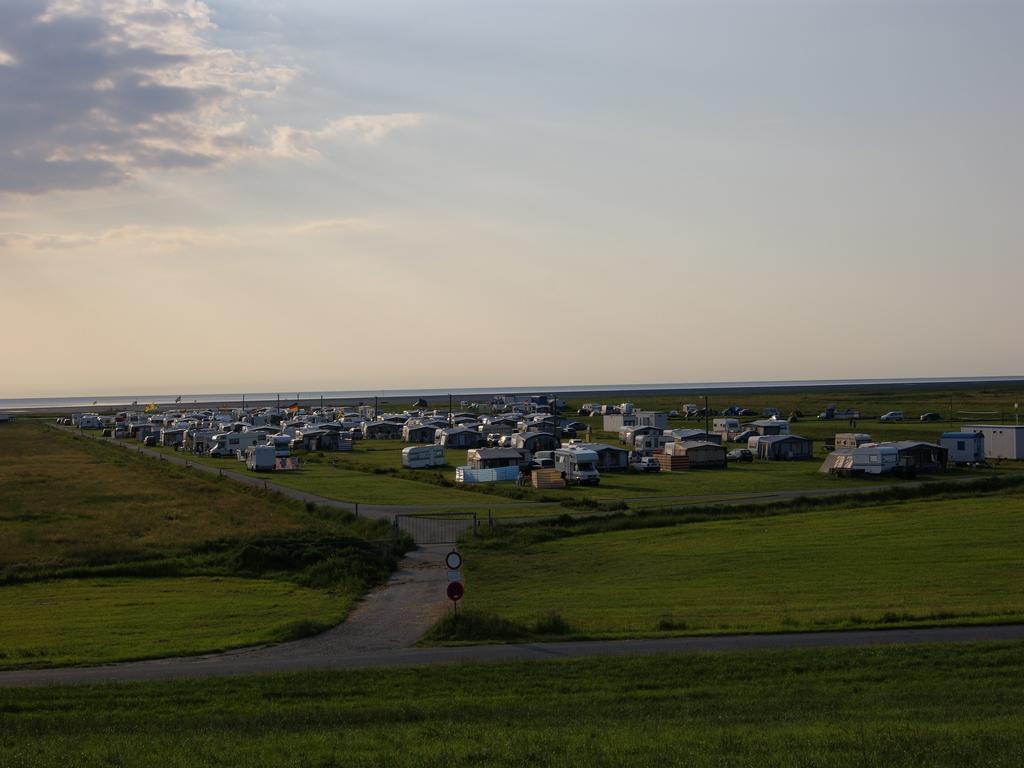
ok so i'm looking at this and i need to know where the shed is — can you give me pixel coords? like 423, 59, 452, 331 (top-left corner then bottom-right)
960, 425, 1024, 460
664, 429, 721, 445
939, 432, 985, 464
657, 441, 728, 471
756, 435, 813, 461
467, 447, 525, 470
835, 433, 873, 450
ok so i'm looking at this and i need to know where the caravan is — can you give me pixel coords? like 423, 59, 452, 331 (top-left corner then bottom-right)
209, 431, 262, 458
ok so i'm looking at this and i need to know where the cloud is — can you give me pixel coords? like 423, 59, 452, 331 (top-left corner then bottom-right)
1, 217, 380, 250
269, 113, 426, 159
287, 217, 378, 234
0, 0, 293, 194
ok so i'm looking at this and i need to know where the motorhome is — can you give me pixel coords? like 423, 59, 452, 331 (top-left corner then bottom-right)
553, 446, 601, 485
245, 445, 277, 471
210, 431, 262, 458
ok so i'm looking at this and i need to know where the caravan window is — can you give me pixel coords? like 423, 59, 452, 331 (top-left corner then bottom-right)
957, 441, 965, 451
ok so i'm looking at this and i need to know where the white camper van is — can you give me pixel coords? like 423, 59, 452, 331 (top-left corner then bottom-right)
245, 445, 277, 471
210, 431, 261, 458
553, 446, 601, 485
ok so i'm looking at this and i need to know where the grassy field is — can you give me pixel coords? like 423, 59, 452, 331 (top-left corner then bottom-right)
450, 487, 1024, 640
0, 421, 406, 668
0, 577, 350, 668
2, 642, 1023, 767
143, 431, 1019, 513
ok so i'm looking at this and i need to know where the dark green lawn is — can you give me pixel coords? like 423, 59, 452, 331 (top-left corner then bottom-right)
2, 642, 1023, 767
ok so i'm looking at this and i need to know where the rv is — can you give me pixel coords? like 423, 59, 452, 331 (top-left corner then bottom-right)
553, 446, 601, 485
210, 431, 262, 458
245, 445, 277, 471
402, 444, 447, 469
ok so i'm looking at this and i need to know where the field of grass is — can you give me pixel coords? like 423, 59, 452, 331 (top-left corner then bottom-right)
452, 487, 1024, 639
0, 421, 406, 668
0, 577, 350, 668
2, 642, 1024, 767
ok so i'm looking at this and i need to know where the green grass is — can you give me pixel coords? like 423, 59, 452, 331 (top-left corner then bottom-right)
0, 421, 407, 668
0, 577, 350, 669
3, 642, 1024, 766
454, 489, 1024, 639
0, 421, 391, 571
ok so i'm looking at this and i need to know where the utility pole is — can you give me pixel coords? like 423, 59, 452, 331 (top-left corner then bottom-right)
374, 395, 379, 420
449, 393, 453, 428
704, 394, 710, 436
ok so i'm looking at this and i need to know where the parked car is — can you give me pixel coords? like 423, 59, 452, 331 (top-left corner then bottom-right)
630, 456, 661, 472
919, 412, 942, 422
733, 429, 757, 444
528, 458, 555, 471
668, 410, 679, 418
879, 411, 904, 423
560, 427, 577, 439
727, 448, 754, 463
143, 435, 158, 447
737, 408, 758, 417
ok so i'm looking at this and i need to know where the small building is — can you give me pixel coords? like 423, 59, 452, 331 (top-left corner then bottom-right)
756, 435, 813, 461
603, 410, 667, 432
438, 427, 485, 449
403, 424, 439, 443
0, 413, 15, 423
362, 421, 404, 440
158, 427, 186, 448
573, 443, 629, 472
656, 441, 728, 471
939, 432, 986, 464
467, 447, 525, 470
960, 425, 1024, 460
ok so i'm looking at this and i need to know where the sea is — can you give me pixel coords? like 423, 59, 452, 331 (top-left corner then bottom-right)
1, 376, 1022, 412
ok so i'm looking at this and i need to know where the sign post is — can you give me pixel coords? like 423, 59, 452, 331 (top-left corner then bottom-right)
445, 550, 464, 613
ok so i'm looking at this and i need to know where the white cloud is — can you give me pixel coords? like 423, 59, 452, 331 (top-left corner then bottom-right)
269, 113, 427, 158
288, 217, 378, 234
0, 49, 14, 66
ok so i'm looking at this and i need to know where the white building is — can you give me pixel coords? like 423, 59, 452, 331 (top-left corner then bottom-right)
960, 425, 1024, 460
939, 432, 986, 464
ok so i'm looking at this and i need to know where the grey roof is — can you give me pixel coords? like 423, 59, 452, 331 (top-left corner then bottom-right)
939, 432, 984, 440
758, 434, 810, 444
471, 448, 523, 459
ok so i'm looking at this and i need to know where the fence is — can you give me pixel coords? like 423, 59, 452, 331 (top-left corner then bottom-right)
393, 513, 481, 545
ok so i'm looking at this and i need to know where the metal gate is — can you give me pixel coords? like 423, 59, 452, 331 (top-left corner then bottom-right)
394, 513, 478, 545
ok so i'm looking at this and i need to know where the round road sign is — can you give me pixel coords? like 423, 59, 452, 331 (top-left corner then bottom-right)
446, 581, 464, 602
445, 550, 462, 570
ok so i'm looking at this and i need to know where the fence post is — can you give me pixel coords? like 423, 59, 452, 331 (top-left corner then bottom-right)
472, 513, 478, 539
355, 502, 359, 517
488, 510, 493, 528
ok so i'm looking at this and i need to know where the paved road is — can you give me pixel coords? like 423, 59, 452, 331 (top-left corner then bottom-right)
3, 623, 1022, 688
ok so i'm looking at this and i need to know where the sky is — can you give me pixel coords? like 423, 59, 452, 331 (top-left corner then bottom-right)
1, 0, 1021, 398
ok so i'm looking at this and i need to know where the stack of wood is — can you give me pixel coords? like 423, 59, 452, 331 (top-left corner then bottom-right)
654, 453, 691, 472
532, 468, 566, 489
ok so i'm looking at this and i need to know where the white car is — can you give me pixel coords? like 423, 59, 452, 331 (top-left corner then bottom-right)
879, 411, 904, 423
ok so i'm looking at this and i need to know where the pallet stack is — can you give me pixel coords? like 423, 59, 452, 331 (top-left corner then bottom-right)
532, 468, 566, 489
654, 453, 690, 472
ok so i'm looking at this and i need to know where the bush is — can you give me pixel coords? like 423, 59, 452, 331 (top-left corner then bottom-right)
424, 609, 530, 642
270, 618, 333, 643
532, 611, 572, 635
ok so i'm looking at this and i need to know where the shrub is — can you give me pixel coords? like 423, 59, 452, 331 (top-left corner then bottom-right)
424, 609, 529, 642
532, 611, 572, 635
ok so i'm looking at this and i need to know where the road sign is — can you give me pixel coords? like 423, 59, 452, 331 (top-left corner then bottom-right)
447, 570, 462, 582
445, 550, 462, 570
446, 581, 464, 602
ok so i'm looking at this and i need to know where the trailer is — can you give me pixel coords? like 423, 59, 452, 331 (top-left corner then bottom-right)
209, 431, 261, 458
402, 444, 447, 469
